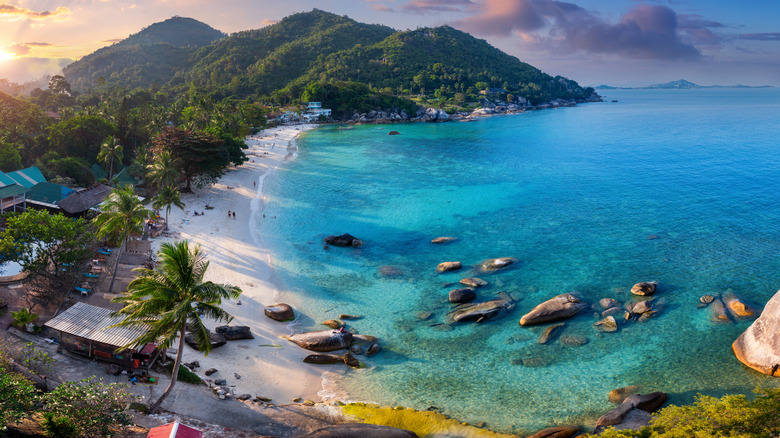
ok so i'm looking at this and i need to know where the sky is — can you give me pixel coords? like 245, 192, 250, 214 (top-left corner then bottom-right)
0, 0, 779, 87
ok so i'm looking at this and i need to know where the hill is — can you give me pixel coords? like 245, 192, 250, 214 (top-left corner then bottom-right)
646, 79, 700, 89
63, 16, 225, 91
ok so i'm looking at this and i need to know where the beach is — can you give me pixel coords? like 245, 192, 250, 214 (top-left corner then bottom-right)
150, 123, 336, 404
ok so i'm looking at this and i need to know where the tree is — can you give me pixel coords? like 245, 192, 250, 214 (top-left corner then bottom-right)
42, 377, 136, 438
146, 150, 180, 191
0, 365, 38, 432
152, 126, 230, 192
152, 185, 185, 230
111, 240, 241, 413
97, 135, 124, 184
93, 185, 152, 294
0, 140, 22, 172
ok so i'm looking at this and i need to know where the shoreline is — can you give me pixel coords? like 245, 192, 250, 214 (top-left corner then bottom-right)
152, 123, 334, 404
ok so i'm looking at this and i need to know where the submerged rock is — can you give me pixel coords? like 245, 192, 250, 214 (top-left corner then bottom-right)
431, 236, 457, 244
324, 234, 364, 248
378, 266, 404, 277
478, 257, 519, 272
449, 293, 514, 323
460, 277, 488, 288
710, 297, 731, 322
560, 334, 589, 347
448, 288, 476, 303
722, 291, 757, 319
436, 261, 462, 273
264, 303, 295, 321
732, 289, 780, 377
594, 316, 619, 332
322, 319, 345, 329
519, 293, 586, 326
631, 281, 658, 296
599, 298, 620, 310
609, 385, 641, 404
285, 330, 353, 352
537, 323, 565, 345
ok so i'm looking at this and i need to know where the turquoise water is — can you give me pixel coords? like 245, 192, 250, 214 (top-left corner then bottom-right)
259, 88, 780, 434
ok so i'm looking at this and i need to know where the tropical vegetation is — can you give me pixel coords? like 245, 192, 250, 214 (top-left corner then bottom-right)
111, 240, 241, 412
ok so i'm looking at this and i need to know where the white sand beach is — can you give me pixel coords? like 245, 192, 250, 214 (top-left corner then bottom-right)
150, 124, 340, 404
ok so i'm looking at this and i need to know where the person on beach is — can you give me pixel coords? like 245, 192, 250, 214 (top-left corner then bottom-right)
233, 211, 236, 219
228, 210, 231, 218
253, 181, 256, 187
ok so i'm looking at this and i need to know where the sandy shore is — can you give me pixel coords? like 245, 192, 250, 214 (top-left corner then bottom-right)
150, 123, 335, 404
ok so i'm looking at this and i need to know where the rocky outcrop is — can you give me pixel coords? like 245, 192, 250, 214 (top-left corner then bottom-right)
184, 331, 227, 351
449, 288, 476, 303
302, 424, 419, 438
631, 282, 658, 296
449, 293, 514, 323
722, 291, 757, 319
419, 108, 450, 122
732, 289, 780, 377
595, 392, 667, 432
214, 325, 254, 340
477, 257, 519, 272
285, 330, 353, 352
324, 234, 364, 247
436, 261, 462, 273
519, 293, 586, 326
264, 303, 295, 321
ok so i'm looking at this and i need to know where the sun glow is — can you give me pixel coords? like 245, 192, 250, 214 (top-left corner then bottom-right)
0, 51, 16, 62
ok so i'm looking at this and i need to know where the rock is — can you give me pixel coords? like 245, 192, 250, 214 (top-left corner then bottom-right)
710, 297, 731, 322
436, 261, 462, 273
594, 316, 619, 332
339, 314, 361, 320
184, 361, 200, 370
527, 426, 580, 438
732, 289, 780, 377
304, 354, 344, 364
350, 345, 363, 355
519, 293, 586, 326
322, 319, 345, 329
631, 282, 658, 296
560, 335, 589, 347
343, 352, 360, 368
537, 323, 565, 344
700, 295, 715, 304
324, 234, 364, 248
366, 343, 381, 356
415, 312, 433, 321
450, 295, 514, 323
722, 291, 757, 319
431, 236, 457, 244
638, 310, 658, 322
449, 288, 476, 303
460, 277, 488, 288
609, 385, 640, 404
184, 331, 227, 351
378, 266, 403, 277
236, 394, 252, 401
388, 131, 401, 135
602, 307, 629, 319
626, 392, 668, 413
214, 379, 227, 386
214, 325, 254, 340
264, 303, 295, 321
234, 373, 241, 379
204, 368, 218, 376
106, 364, 120, 375
301, 423, 419, 438
478, 257, 519, 272
599, 298, 620, 310
352, 334, 379, 344
285, 330, 353, 352
629, 300, 653, 314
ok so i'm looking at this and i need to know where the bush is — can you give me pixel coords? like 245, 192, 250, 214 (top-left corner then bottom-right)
164, 362, 202, 384
41, 412, 79, 437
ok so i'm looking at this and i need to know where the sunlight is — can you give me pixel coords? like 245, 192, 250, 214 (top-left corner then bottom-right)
0, 51, 16, 62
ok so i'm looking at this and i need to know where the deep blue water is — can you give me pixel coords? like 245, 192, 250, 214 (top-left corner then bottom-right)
259, 88, 780, 434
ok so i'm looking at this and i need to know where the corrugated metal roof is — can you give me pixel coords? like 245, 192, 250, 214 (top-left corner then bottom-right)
0, 184, 28, 199
147, 422, 202, 438
6, 167, 46, 188
57, 183, 112, 214
0, 172, 16, 187
27, 182, 74, 204
44, 302, 148, 348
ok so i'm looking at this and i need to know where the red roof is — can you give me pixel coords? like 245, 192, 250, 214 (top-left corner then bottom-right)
147, 422, 202, 438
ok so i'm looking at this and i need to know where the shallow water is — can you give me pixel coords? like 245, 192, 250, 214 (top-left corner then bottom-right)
259, 88, 780, 434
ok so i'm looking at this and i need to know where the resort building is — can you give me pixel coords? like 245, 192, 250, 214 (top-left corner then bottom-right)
303, 101, 332, 122
0, 166, 48, 213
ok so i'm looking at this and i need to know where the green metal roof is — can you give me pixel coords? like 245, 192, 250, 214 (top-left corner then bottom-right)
0, 184, 28, 198
6, 166, 46, 188
0, 172, 16, 187
26, 182, 74, 204
90, 163, 107, 181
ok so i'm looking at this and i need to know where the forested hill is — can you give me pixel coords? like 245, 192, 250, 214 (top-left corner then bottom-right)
63, 16, 226, 91
64, 9, 595, 109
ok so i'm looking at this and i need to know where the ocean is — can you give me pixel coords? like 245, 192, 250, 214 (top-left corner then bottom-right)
258, 88, 780, 434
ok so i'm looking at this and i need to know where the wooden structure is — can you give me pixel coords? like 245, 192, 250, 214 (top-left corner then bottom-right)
44, 302, 162, 371
57, 183, 112, 217
147, 421, 202, 438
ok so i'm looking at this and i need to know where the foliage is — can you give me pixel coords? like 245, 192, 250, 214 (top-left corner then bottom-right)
97, 135, 124, 184
0, 140, 22, 172
14, 342, 54, 375
42, 377, 136, 438
0, 363, 39, 431
163, 361, 202, 384
45, 115, 117, 163
10, 308, 39, 329
41, 412, 80, 437
598, 389, 780, 438
146, 150, 181, 190
151, 126, 231, 191
152, 184, 185, 229
111, 240, 240, 412
0, 209, 95, 290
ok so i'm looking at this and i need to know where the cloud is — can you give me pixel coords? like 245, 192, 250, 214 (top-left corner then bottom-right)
737, 33, 780, 41
402, 0, 474, 13
0, 4, 70, 21
453, 0, 711, 60
373, 4, 394, 12
260, 18, 278, 26
7, 41, 52, 56
0, 57, 72, 83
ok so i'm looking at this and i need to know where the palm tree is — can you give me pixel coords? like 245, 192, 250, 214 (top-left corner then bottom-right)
152, 185, 184, 230
146, 151, 180, 191
97, 136, 124, 184
111, 240, 241, 413
93, 185, 152, 294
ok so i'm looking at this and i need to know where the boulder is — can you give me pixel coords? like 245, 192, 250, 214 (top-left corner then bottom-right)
596, 392, 666, 429
460, 277, 488, 288
519, 293, 586, 326
285, 330, 353, 352
594, 316, 619, 332
732, 289, 780, 377
322, 319, 345, 329
609, 385, 640, 404
339, 314, 361, 320
710, 297, 731, 322
611, 408, 653, 431
301, 424, 419, 438
599, 298, 620, 310
527, 426, 580, 438
628, 300, 653, 314
264, 303, 295, 321
537, 323, 565, 345
700, 295, 715, 305
366, 343, 381, 356
449, 288, 476, 303
478, 257, 519, 272
626, 392, 668, 413
602, 307, 629, 320
560, 335, 589, 347
450, 294, 514, 323
436, 261, 462, 273
631, 282, 658, 296
214, 325, 254, 340
352, 334, 379, 344
324, 234, 364, 248
184, 332, 227, 351
204, 368, 218, 376
388, 131, 401, 135
431, 236, 457, 244
343, 352, 360, 368
303, 354, 343, 364
722, 291, 757, 319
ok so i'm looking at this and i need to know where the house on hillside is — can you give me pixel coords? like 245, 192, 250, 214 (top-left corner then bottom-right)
302, 101, 331, 122
44, 302, 162, 371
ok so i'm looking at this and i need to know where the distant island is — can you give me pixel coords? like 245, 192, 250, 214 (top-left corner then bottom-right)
595, 79, 774, 90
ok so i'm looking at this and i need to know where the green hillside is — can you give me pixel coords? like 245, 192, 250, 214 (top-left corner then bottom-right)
63, 16, 225, 91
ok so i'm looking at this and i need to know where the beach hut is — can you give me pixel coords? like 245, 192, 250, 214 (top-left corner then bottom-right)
147, 421, 202, 438
44, 302, 162, 371
57, 183, 112, 217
